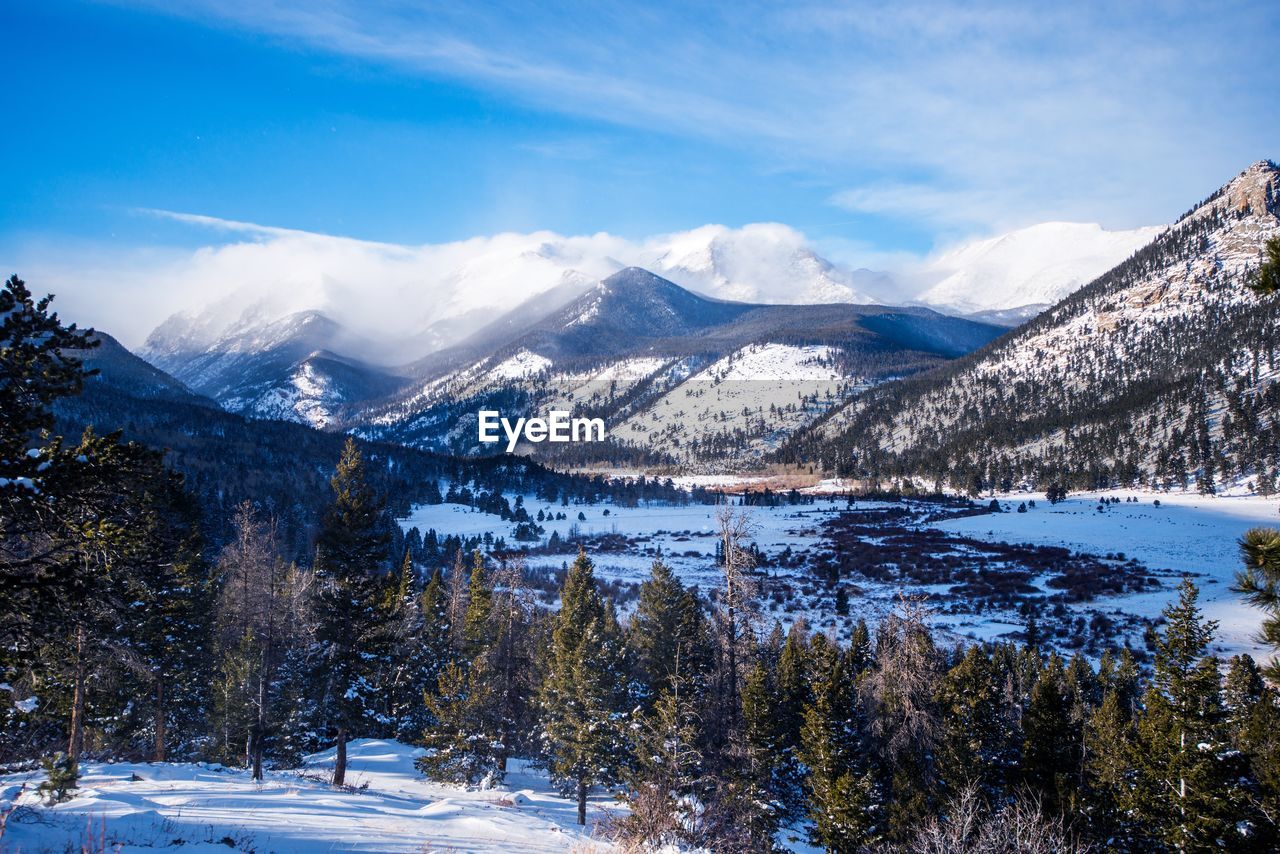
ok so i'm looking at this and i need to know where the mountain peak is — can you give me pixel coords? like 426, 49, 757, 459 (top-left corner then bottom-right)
1180, 159, 1280, 225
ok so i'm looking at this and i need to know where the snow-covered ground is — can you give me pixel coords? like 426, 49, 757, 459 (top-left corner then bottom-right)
939, 489, 1280, 659
402, 496, 862, 596
0, 740, 617, 853
400, 487, 1280, 662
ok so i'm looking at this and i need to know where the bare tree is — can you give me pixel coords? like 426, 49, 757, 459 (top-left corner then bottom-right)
909, 781, 1093, 853
862, 594, 943, 768
214, 502, 295, 780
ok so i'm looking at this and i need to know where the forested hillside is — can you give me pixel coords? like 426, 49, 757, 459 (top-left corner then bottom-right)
781, 161, 1280, 494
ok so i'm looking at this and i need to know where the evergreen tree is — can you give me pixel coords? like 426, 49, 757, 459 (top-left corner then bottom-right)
538, 550, 628, 825
312, 438, 390, 786
416, 660, 503, 787
1083, 687, 1138, 847
1235, 527, 1280, 680
799, 634, 874, 850
1247, 234, 1280, 296
618, 675, 707, 847
1020, 654, 1079, 815
629, 560, 711, 706
1222, 654, 1280, 844
381, 549, 439, 742
739, 659, 785, 841
461, 549, 493, 661
1132, 579, 1248, 850
110, 464, 212, 763
936, 645, 1014, 800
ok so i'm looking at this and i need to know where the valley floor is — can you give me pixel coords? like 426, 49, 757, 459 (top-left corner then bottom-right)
937, 488, 1280, 659
402, 487, 1279, 660
0, 740, 617, 853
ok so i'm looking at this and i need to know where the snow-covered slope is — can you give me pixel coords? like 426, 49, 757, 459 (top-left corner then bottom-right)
916, 221, 1165, 319
0, 739, 616, 852
357, 269, 1003, 467
808, 160, 1280, 492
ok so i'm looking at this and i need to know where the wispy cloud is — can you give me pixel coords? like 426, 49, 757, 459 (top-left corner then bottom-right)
109, 0, 1279, 233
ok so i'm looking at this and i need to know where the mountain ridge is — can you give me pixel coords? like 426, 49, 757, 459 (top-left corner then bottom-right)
781, 160, 1280, 493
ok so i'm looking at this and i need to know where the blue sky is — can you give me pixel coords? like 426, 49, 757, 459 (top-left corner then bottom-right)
2, 0, 1277, 338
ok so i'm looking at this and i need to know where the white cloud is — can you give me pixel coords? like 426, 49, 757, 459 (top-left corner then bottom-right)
16, 212, 885, 358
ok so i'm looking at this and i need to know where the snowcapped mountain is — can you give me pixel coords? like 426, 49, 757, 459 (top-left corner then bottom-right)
143, 310, 404, 427
134, 211, 1176, 434
793, 160, 1280, 492
139, 223, 886, 372
915, 221, 1166, 321
356, 268, 1002, 467
644, 223, 892, 304
136, 224, 902, 427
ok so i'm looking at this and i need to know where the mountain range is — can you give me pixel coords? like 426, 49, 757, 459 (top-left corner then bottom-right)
73, 159, 1280, 487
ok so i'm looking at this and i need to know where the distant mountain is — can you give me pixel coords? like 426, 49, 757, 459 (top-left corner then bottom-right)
55, 328, 672, 558
143, 310, 405, 428
356, 268, 1002, 468
644, 223, 891, 305
915, 221, 1165, 320
75, 331, 218, 408
784, 160, 1280, 493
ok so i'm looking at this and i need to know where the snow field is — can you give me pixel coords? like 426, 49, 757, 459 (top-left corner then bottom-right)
0, 740, 617, 853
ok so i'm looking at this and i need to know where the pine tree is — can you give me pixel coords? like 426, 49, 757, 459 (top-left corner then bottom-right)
538, 550, 628, 826
416, 660, 503, 787
1020, 654, 1079, 815
799, 633, 874, 850
618, 675, 707, 847
735, 659, 788, 845
937, 645, 1014, 800
110, 463, 212, 763
774, 620, 810, 754
629, 560, 710, 706
381, 549, 438, 742
1222, 655, 1280, 844
1132, 578, 1247, 850
461, 549, 493, 661
312, 438, 390, 786
1235, 527, 1280, 680
1083, 687, 1138, 846
1247, 234, 1280, 296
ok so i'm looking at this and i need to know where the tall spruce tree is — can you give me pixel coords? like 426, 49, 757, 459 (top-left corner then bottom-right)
312, 438, 390, 786
1083, 686, 1139, 846
1133, 578, 1249, 850
629, 560, 711, 707
799, 633, 875, 850
937, 645, 1014, 800
1021, 654, 1079, 815
538, 550, 628, 825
